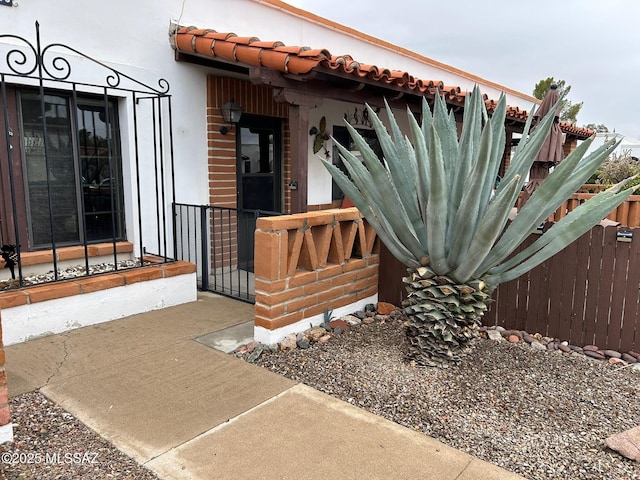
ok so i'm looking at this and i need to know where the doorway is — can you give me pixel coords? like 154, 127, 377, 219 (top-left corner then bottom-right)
236, 115, 283, 269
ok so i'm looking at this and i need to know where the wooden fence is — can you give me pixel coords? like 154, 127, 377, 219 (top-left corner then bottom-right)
519, 191, 640, 227
378, 224, 639, 352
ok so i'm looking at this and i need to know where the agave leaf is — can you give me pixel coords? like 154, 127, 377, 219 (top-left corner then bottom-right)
452, 173, 522, 282
497, 96, 561, 195
478, 94, 507, 219
485, 182, 636, 286
407, 106, 430, 228
447, 87, 483, 240
432, 91, 458, 189
426, 124, 451, 274
447, 104, 497, 268
478, 136, 618, 274
321, 158, 416, 265
332, 140, 425, 260
359, 107, 428, 250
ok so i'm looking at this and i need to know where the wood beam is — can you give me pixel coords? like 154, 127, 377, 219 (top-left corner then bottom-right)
288, 105, 309, 214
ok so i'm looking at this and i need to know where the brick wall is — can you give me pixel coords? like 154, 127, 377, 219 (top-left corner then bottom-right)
206, 75, 289, 210
0, 313, 12, 444
253, 208, 379, 344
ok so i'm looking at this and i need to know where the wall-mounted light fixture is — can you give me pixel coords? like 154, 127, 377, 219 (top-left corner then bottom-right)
219, 99, 243, 135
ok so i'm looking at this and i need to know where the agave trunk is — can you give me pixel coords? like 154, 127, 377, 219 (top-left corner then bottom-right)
402, 266, 491, 366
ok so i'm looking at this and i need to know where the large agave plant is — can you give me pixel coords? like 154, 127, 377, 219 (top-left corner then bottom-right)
322, 86, 635, 367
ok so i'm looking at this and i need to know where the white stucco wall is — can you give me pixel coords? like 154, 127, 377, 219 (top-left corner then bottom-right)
0, 0, 535, 248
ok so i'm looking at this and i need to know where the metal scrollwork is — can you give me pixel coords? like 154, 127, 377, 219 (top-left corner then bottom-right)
1, 22, 170, 94
0, 35, 39, 76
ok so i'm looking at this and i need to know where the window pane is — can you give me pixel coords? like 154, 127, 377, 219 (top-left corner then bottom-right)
20, 92, 80, 246
77, 99, 124, 241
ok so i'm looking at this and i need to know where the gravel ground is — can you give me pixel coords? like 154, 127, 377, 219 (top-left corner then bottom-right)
0, 392, 160, 480
252, 313, 640, 480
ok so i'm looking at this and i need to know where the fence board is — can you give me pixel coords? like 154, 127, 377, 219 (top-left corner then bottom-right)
608, 236, 631, 351
571, 229, 593, 346
593, 227, 617, 347
620, 235, 640, 352
582, 226, 605, 346
556, 236, 578, 342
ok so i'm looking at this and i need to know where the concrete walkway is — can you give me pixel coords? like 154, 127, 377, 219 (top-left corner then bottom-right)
4, 292, 524, 480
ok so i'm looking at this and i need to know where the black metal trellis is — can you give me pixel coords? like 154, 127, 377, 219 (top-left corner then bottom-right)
0, 21, 176, 288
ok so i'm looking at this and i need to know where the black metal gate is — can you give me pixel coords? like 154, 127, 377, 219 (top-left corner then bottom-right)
173, 203, 279, 303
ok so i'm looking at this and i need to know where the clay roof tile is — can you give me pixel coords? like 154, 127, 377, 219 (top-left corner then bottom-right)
173, 26, 592, 138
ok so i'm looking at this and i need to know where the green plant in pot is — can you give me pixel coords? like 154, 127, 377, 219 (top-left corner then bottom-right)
322, 86, 635, 367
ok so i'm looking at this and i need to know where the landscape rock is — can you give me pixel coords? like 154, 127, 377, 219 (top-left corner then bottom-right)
583, 345, 599, 352
530, 341, 547, 350
280, 333, 298, 350
245, 340, 261, 353
296, 339, 310, 349
306, 326, 328, 342
318, 334, 332, 343
605, 426, 640, 462
487, 330, 504, 341
507, 335, 520, 343
584, 350, 605, 360
329, 319, 349, 331
362, 316, 376, 325
622, 353, 637, 363
608, 357, 627, 365
603, 350, 621, 359
376, 302, 396, 315
342, 314, 362, 326
246, 344, 266, 363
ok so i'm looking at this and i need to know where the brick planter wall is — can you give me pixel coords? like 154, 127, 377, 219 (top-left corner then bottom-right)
0, 313, 12, 444
253, 208, 379, 344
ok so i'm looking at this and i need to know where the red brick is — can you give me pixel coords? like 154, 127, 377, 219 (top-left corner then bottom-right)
75, 274, 125, 294
331, 271, 358, 287
0, 387, 7, 407
257, 215, 304, 232
26, 282, 81, 303
317, 264, 344, 280
0, 350, 5, 366
303, 279, 332, 296
287, 294, 319, 313
254, 279, 287, 294
161, 261, 197, 277
318, 286, 345, 304
255, 311, 304, 330
305, 211, 335, 227
257, 286, 305, 307
332, 293, 359, 309
366, 254, 380, 266
343, 258, 367, 272
356, 265, 378, 280
0, 405, 10, 426
119, 267, 164, 285
254, 303, 286, 318
254, 230, 287, 281
357, 285, 378, 300
288, 270, 318, 288
0, 291, 29, 309
303, 303, 328, 319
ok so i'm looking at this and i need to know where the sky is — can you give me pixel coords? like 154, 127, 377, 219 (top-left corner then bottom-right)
283, 0, 640, 138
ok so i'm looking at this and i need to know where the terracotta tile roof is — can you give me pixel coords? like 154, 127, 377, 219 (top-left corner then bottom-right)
174, 26, 594, 139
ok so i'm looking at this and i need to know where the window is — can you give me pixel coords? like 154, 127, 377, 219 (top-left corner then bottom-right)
18, 90, 124, 248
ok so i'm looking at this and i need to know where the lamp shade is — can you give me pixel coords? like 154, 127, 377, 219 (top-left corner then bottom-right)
221, 99, 242, 124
